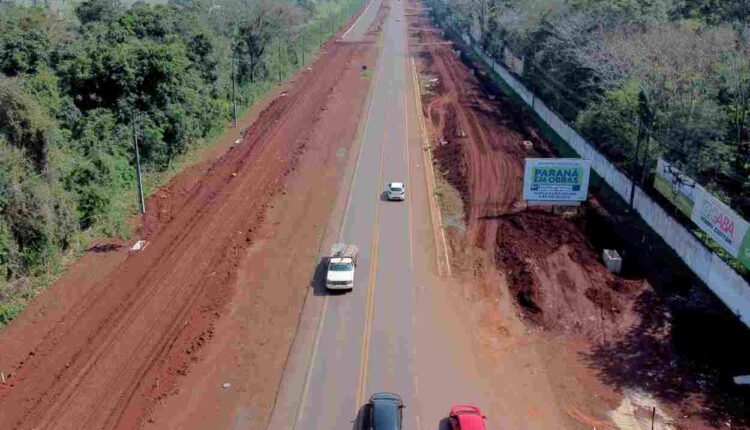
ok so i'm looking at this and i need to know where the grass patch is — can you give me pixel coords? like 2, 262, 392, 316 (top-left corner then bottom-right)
433, 162, 466, 231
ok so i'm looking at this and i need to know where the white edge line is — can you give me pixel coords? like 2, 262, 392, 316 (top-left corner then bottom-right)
338, 40, 383, 243
410, 57, 452, 277
404, 71, 415, 270
292, 297, 329, 428
342, 0, 375, 40
410, 58, 443, 276
419, 78, 452, 276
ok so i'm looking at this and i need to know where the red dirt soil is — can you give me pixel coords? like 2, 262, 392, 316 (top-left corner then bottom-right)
0, 32, 372, 430
494, 210, 642, 340
143, 41, 380, 430
407, 7, 642, 340
408, 3, 750, 429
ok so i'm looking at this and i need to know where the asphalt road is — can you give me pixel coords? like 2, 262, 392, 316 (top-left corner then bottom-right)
342, 0, 382, 41
293, 1, 419, 428
295, 1, 416, 428
268, 2, 493, 429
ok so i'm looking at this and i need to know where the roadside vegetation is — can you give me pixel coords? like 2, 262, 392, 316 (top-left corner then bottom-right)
0, 0, 360, 325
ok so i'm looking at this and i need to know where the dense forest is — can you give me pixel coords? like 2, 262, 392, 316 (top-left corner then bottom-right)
0, 0, 356, 324
431, 0, 749, 217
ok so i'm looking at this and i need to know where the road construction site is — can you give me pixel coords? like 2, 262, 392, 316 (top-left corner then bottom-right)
0, 1, 748, 429
408, 1, 750, 428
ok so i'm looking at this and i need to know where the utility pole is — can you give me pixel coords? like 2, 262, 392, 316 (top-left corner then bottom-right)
319, 19, 322, 47
630, 90, 654, 208
278, 39, 282, 82
131, 110, 145, 214
231, 54, 238, 127
629, 117, 644, 208
230, 24, 239, 127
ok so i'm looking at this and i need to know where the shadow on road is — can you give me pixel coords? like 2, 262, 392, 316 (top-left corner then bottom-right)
436, 417, 451, 430
311, 257, 349, 297
351, 403, 371, 430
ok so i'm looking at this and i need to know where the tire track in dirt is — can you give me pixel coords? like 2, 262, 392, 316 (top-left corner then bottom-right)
412, 23, 524, 250
0, 41, 362, 430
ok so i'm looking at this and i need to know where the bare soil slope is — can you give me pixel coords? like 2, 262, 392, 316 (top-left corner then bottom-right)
409, 9, 642, 340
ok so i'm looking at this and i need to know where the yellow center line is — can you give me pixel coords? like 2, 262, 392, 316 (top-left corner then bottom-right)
293, 12, 385, 426
354, 114, 387, 412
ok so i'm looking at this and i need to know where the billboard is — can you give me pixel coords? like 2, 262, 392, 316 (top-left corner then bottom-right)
692, 191, 750, 263
653, 158, 701, 218
654, 158, 750, 269
522, 158, 591, 203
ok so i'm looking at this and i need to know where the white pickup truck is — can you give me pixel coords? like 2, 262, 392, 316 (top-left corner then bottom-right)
326, 243, 358, 291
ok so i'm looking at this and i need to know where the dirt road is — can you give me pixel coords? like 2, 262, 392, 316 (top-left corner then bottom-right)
0, 7, 377, 429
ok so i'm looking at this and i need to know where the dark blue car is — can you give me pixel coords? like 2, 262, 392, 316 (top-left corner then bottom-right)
368, 392, 404, 430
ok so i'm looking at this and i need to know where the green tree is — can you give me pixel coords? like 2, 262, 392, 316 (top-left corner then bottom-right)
0, 142, 77, 280
569, 0, 672, 24
0, 26, 51, 76
0, 0, 344, 325
670, 0, 750, 25
0, 78, 55, 172
235, 0, 303, 82
715, 43, 750, 212
576, 81, 640, 167
604, 23, 735, 179
75, 0, 124, 24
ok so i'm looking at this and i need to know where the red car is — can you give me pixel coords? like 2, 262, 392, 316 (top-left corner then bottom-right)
449, 405, 487, 430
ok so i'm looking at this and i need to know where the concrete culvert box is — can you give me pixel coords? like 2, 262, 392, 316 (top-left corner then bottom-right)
603, 249, 622, 274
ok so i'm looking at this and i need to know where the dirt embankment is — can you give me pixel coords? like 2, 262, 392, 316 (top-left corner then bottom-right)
0, 12, 378, 429
408, 2, 750, 428
408, 7, 640, 341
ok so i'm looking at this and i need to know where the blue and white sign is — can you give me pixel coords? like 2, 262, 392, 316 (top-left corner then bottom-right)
522, 158, 591, 203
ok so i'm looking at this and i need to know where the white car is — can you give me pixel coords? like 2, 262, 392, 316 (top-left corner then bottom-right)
326, 244, 357, 291
326, 258, 355, 290
386, 182, 406, 201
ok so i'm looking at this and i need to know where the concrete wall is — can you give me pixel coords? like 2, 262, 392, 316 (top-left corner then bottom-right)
454, 29, 750, 327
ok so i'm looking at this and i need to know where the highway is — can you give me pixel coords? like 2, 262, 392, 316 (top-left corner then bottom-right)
267, 1, 493, 429
296, 0, 417, 428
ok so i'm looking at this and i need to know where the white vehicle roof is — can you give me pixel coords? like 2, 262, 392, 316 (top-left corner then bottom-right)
389, 182, 404, 188
329, 257, 354, 264
327, 270, 354, 282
